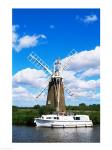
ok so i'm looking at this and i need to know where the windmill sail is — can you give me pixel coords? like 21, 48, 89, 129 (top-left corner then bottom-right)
27, 50, 78, 112
27, 52, 52, 75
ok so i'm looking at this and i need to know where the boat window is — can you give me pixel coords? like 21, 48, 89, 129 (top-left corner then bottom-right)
46, 117, 51, 119
54, 117, 59, 119
75, 117, 80, 120
73, 117, 80, 120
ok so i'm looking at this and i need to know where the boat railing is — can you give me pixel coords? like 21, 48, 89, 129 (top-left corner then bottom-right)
51, 111, 75, 116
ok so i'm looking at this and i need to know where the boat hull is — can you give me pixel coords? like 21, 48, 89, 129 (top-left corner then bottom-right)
34, 118, 93, 128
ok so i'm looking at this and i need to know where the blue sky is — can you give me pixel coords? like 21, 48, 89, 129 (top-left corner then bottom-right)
12, 9, 100, 107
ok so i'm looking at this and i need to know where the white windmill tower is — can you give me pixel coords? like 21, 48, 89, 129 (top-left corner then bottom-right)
27, 49, 77, 113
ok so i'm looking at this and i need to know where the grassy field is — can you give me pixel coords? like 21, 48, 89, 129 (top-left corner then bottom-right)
12, 104, 100, 126
12, 108, 39, 126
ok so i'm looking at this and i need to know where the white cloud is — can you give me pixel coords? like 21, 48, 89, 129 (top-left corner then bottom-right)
17, 35, 38, 51
63, 70, 100, 90
62, 46, 100, 73
12, 86, 37, 107
83, 14, 98, 23
12, 25, 19, 47
64, 87, 99, 103
13, 86, 34, 100
12, 25, 47, 52
76, 79, 100, 90
63, 70, 76, 83
12, 68, 49, 105
13, 68, 48, 89
62, 46, 100, 103
80, 67, 100, 78
76, 14, 98, 24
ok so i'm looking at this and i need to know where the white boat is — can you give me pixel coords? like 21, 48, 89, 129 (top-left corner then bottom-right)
34, 113, 93, 128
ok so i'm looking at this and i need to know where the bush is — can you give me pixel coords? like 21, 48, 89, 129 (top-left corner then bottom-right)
12, 108, 39, 126
89, 112, 100, 124
38, 105, 55, 116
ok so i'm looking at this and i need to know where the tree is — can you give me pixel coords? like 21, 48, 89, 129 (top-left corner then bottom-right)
79, 103, 87, 110
38, 105, 55, 116
33, 105, 40, 109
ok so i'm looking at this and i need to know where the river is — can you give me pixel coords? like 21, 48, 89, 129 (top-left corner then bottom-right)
12, 125, 100, 143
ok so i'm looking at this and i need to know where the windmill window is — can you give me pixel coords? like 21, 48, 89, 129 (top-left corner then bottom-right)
46, 117, 51, 119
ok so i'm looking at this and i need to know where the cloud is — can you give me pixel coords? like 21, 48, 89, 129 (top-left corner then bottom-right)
62, 46, 100, 73
12, 25, 47, 52
12, 86, 37, 107
12, 86, 47, 107
13, 86, 34, 100
80, 67, 100, 79
62, 46, 100, 102
83, 14, 98, 23
12, 68, 49, 106
13, 68, 48, 89
76, 14, 98, 24
12, 25, 19, 47
13, 47, 100, 106
17, 35, 38, 51
13, 85, 47, 101
64, 73, 100, 90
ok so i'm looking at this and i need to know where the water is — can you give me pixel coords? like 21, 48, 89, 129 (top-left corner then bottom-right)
12, 125, 100, 143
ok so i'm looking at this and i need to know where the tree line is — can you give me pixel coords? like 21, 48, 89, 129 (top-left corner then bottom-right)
13, 103, 100, 112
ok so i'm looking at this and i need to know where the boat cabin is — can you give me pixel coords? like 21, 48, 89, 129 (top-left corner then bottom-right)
40, 114, 91, 121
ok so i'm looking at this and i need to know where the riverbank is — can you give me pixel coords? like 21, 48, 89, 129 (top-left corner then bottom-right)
12, 104, 100, 126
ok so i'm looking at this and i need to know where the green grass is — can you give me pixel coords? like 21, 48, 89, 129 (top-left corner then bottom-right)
12, 108, 39, 126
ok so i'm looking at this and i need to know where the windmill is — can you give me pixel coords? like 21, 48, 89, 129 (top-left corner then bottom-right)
27, 50, 77, 113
